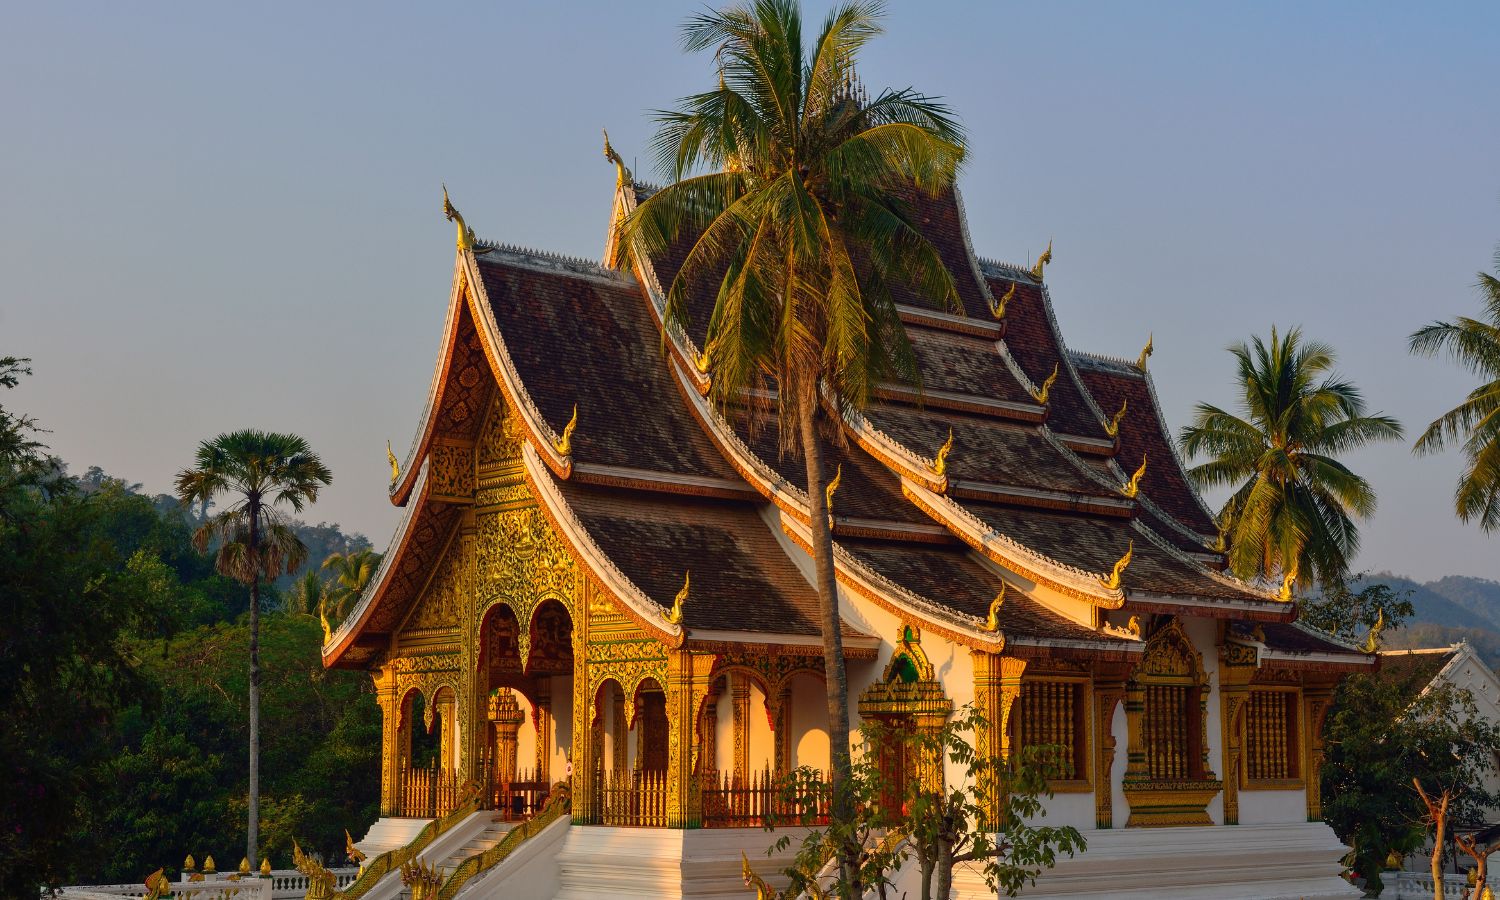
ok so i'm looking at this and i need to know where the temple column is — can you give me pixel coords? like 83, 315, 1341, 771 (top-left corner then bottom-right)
1303, 679, 1337, 821
612, 690, 629, 774
374, 666, 401, 816
534, 682, 552, 784
972, 651, 1026, 821
701, 681, 721, 774
1092, 673, 1126, 829
731, 675, 751, 781
772, 685, 792, 775
491, 690, 525, 783
1218, 642, 1258, 825
666, 650, 715, 828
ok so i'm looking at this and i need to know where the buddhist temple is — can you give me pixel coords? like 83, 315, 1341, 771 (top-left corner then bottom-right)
319, 151, 1372, 898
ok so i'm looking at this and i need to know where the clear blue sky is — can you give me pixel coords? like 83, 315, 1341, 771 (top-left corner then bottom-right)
4, 2, 1497, 581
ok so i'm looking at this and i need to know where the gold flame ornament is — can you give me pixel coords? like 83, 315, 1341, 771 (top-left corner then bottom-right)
825, 463, 842, 529
1278, 563, 1299, 601
319, 599, 332, 645
668, 571, 689, 625
1136, 333, 1154, 371
239, 857, 251, 875
1104, 398, 1128, 438
1031, 363, 1059, 405
554, 404, 578, 456
603, 128, 631, 188
442, 184, 476, 252
260, 858, 272, 877
931, 428, 954, 477
988, 281, 1016, 320
1125, 614, 1142, 638
695, 348, 710, 373
1101, 540, 1134, 590
1360, 608, 1387, 654
984, 584, 1007, 632
1122, 453, 1148, 499
184, 855, 196, 873
387, 440, 400, 485
1031, 239, 1053, 281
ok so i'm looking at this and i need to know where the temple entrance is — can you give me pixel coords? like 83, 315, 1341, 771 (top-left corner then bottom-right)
395, 687, 461, 817
592, 677, 670, 825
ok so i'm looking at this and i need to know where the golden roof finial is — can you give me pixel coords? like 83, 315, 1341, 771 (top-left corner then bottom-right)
668, 571, 689, 625
603, 129, 631, 189
1136, 333, 1154, 371
1031, 363, 1059, 404
1100, 540, 1133, 590
1104, 398, 1128, 438
387, 440, 400, 486
988, 281, 1015, 320
1278, 562, 1299, 602
1122, 452, 1148, 498
825, 463, 842, 529
695, 348, 711, 373
1125, 614, 1142, 638
554, 404, 578, 456
1031, 239, 1053, 281
930, 427, 954, 477
319, 599, 332, 645
442, 184, 476, 252
1360, 607, 1386, 653
984, 583, 1006, 632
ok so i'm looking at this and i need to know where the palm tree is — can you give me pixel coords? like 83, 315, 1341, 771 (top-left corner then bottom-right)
618, 0, 964, 884
288, 569, 326, 617
175, 430, 332, 869
1179, 327, 1402, 589
1409, 245, 1500, 530
322, 547, 380, 623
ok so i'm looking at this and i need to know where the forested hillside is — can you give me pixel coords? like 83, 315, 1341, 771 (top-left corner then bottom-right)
1369, 573, 1500, 665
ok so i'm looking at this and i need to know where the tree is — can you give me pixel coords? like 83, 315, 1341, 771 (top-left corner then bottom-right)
1180, 327, 1402, 589
757, 706, 1083, 899
0, 358, 162, 894
1321, 667, 1500, 896
1409, 243, 1500, 531
175, 431, 332, 869
1298, 576, 1414, 645
618, 3, 965, 888
321, 547, 380, 623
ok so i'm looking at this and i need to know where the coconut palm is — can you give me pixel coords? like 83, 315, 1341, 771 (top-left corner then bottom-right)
1409, 245, 1500, 531
322, 547, 380, 623
1179, 327, 1402, 589
617, 0, 964, 881
175, 430, 332, 869
288, 569, 326, 617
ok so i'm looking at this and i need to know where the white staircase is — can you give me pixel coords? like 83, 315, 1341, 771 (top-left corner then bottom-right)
436, 819, 515, 875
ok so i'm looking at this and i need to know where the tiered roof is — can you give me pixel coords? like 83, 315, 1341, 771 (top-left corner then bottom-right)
324, 176, 1371, 673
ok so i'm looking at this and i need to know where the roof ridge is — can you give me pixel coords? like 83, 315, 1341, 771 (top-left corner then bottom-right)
472, 240, 625, 279
976, 256, 1039, 282
1070, 349, 1147, 376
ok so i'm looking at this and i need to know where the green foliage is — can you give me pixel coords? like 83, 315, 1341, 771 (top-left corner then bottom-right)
1321, 666, 1500, 894
1180, 327, 1403, 587
1300, 577, 1415, 643
1410, 242, 1500, 531
762, 706, 1083, 899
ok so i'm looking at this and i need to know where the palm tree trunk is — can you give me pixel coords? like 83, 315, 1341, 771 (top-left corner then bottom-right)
796, 382, 858, 895
247, 502, 261, 870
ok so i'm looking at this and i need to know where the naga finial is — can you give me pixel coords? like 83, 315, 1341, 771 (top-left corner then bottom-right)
1122, 452, 1148, 499
1100, 540, 1133, 590
442, 184, 476, 252
988, 281, 1016, 320
554, 404, 578, 456
319, 599, 332, 645
1136, 333, 1154, 371
603, 128, 631, 188
1278, 562, 1299, 602
1360, 607, 1386, 654
387, 440, 400, 486
345, 829, 368, 865
825, 463, 842, 529
1125, 614, 1143, 638
1031, 239, 1053, 281
1031, 363, 1059, 404
144, 869, 170, 900
695, 349, 710, 373
1104, 398, 1128, 438
931, 427, 955, 477
984, 584, 1006, 632
668, 571, 689, 625
742, 852, 775, 900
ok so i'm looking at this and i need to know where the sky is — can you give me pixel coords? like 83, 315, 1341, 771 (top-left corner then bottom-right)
3, 1, 1498, 582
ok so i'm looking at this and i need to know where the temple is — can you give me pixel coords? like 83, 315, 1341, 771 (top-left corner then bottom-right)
319, 159, 1372, 899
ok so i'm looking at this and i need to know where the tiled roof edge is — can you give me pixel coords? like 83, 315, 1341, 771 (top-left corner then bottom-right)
473, 240, 629, 284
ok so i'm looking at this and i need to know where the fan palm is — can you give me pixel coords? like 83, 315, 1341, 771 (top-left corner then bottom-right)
1179, 327, 1401, 589
322, 547, 380, 623
175, 430, 332, 870
1409, 245, 1500, 530
617, 0, 964, 874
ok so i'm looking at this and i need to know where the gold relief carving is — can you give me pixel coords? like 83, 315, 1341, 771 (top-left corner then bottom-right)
1122, 619, 1220, 827
430, 442, 475, 499
477, 482, 530, 508
405, 545, 464, 633
1093, 679, 1125, 828
478, 397, 525, 469
1303, 683, 1336, 820
476, 505, 577, 669
665, 650, 717, 827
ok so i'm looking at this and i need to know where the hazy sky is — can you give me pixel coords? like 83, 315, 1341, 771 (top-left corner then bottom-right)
4, 2, 1498, 582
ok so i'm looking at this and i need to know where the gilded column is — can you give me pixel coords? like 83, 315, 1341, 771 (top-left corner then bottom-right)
666, 650, 716, 828
1303, 680, 1336, 821
1093, 675, 1125, 829
773, 686, 793, 775
732, 675, 750, 780
612, 690, 629, 775
457, 525, 480, 785
1218, 642, 1257, 825
702, 683, 720, 774
374, 666, 401, 816
534, 683, 552, 784
972, 652, 1027, 822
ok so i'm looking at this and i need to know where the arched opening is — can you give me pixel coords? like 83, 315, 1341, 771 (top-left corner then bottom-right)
592, 676, 669, 826
857, 627, 952, 821
395, 687, 460, 817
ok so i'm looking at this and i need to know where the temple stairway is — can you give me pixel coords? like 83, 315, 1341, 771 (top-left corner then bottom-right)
435, 819, 514, 876
349, 811, 494, 900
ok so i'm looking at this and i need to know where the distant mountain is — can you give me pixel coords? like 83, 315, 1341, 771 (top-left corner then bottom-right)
1362, 573, 1498, 632
1362, 573, 1500, 667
